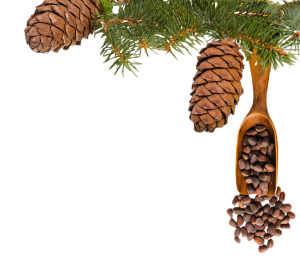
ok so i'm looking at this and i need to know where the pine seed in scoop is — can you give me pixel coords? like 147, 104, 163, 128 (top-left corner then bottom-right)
255, 125, 266, 132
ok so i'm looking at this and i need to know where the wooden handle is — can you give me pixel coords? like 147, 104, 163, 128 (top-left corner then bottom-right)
248, 53, 271, 117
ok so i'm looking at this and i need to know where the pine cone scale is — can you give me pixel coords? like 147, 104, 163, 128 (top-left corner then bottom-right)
221, 55, 241, 69
207, 94, 226, 107
205, 82, 225, 93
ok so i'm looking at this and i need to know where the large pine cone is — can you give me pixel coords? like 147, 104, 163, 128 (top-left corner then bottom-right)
25, 0, 103, 53
189, 40, 245, 133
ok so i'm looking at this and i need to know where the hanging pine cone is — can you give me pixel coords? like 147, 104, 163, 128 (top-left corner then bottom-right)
189, 39, 245, 133
24, 0, 103, 53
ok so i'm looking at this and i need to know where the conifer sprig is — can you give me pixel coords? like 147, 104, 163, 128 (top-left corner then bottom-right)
94, 0, 300, 75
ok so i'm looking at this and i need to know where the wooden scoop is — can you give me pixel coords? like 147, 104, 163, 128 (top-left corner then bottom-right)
235, 53, 278, 196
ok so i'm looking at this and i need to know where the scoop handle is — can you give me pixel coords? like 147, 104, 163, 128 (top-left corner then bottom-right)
248, 54, 271, 117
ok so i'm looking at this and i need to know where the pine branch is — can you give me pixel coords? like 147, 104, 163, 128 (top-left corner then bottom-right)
94, 0, 300, 75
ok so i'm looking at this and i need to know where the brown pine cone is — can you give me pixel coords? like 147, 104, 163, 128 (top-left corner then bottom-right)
189, 39, 245, 133
24, 0, 103, 53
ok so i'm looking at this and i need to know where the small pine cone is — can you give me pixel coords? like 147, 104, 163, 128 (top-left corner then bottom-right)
189, 39, 245, 133
25, 0, 103, 53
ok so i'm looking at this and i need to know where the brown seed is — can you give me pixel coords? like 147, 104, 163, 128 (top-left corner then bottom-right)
245, 206, 253, 214
256, 230, 266, 237
243, 146, 252, 154
256, 209, 264, 217
250, 215, 256, 225
246, 222, 255, 233
233, 207, 245, 215
281, 216, 291, 225
240, 196, 250, 205
278, 210, 285, 220
245, 161, 250, 170
234, 227, 241, 237
242, 154, 249, 160
275, 229, 282, 237
255, 218, 264, 226
255, 225, 265, 231
247, 233, 255, 241
250, 154, 258, 164
275, 186, 281, 197
267, 239, 274, 249
247, 184, 256, 194
234, 236, 241, 244
249, 203, 259, 214
267, 143, 275, 153
264, 233, 273, 240
269, 207, 275, 215
273, 208, 280, 218
256, 187, 263, 197
243, 136, 249, 146
275, 219, 281, 229
280, 223, 291, 229
287, 211, 296, 219
259, 245, 268, 253
247, 128, 258, 136
252, 176, 260, 188
267, 224, 276, 235
262, 189, 269, 196
248, 137, 258, 145
245, 176, 253, 184
241, 170, 250, 177
232, 195, 238, 205
257, 130, 269, 137
279, 192, 286, 202
264, 220, 270, 226
264, 195, 272, 200
268, 216, 277, 223
282, 204, 292, 213
238, 194, 248, 200
239, 159, 247, 170
227, 208, 233, 218
261, 137, 270, 147
262, 214, 268, 222
241, 227, 248, 237
254, 237, 265, 246
255, 196, 264, 202
243, 213, 251, 223
257, 202, 262, 209
237, 215, 244, 226
255, 125, 266, 132
265, 164, 275, 172
257, 138, 263, 147
229, 219, 237, 228
263, 204, 270, 214
238, 201, 244, 208
269, 196, 277, 205
275, 201, 283, 209
253, 163, 263, 172
259, 173, 271, 182
260, 181, 269, 191
257, 153, 269, 162
252, 145, 261, 151
261, 147, 267, 154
